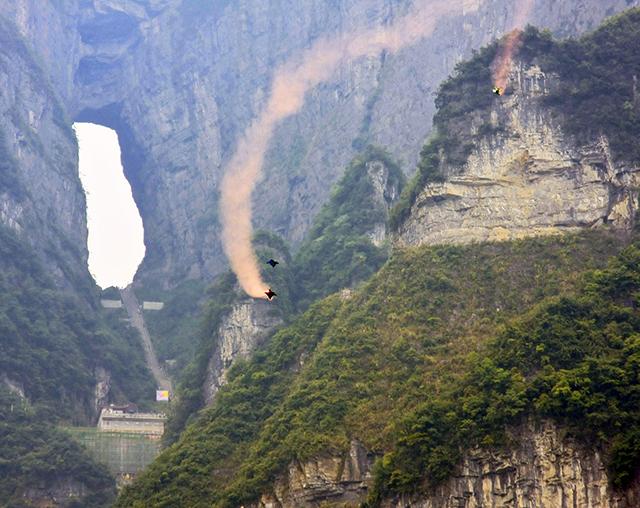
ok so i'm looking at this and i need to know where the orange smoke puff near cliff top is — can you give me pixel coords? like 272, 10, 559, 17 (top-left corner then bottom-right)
219, 0, 469, 298
492, 29, 524, 93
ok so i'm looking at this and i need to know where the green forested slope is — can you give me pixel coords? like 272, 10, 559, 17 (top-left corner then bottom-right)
119, 230, 626, 507
0, 389, 116, 507
0, 225, 155, 419
292, 146, 404, 309
0, 224, 157, 503
369, 242, 640, 501
119, 9, 640, 506
163, 147, 404, 443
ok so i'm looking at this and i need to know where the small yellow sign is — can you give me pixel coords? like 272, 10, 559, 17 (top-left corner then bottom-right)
156, 390, 170, 402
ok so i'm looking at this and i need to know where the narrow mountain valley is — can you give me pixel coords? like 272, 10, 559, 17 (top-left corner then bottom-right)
1, 1, 640, 507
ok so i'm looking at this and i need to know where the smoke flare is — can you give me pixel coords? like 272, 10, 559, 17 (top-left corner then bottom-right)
220, 0, 470, 298
492, 0, 535, 92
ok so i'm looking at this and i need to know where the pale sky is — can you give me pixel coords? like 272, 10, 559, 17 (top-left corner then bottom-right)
74, 123, 145, 289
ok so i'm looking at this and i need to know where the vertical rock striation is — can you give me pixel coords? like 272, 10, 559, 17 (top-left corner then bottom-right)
366, 160, 400, 246
257, 441, 374, 508
203, 299, 282, 405
0, 12, 87, 287
391, 421, 640, 508
3, 0, 637, 288
254, 421, 640, 508
397, 63, 640, 247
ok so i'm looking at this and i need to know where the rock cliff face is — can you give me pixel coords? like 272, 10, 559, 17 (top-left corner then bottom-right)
256, 441, 374, 508
367, 160, 400, 246
203, 299, 282, 405
2, 0, 637, 287
255, 421, 640, 508
93, 366, 111, 412
397, 63, 640, 247
0, 13, 87, 287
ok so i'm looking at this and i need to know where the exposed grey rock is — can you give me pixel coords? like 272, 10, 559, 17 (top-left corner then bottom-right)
203, 299, 282, 405
93, 366, 111, 413
397, 63, 640, 247
253, 421, 640, 508
2, 0, 637, 288
0, 12, 87, 288
366, 159, 399, 246
2, 374, 25, 398
256, 440, 374, 508
391, 421, 640, 508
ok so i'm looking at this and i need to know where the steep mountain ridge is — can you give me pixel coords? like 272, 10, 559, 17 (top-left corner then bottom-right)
0, 223, 154, 421
397, 64, 639, 246
394, 18, 640, 245
0, 15, 86, 290
120, 229, 633, 507
0, 5, 156, 419
0, 1, 639, 506
118, 10, 640, 507
2, 0, 637, 287
0, 223, 153, 506
164, 148, 403, 444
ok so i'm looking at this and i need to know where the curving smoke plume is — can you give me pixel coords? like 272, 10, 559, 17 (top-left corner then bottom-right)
492, 0, 535, 92
220, 0, 474, 299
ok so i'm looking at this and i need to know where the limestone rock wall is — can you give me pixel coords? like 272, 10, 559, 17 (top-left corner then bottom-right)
203, 300, 282, 405
93, 366, 111, 414
397, 64, 640, 248
366, 160, 400, 247
255, 441, 374, 508
0, 11, 87, 286
105, 0, 640, 285
391, 421, 640, 508
3, 1, 637, 287
254, 421, 640, 508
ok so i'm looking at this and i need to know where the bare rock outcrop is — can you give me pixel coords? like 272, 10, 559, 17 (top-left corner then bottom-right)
391, 421, 640, 508
253, 421, 640, 508
254, 441, 374, 508
397, 64, 640, 247
366, 160, 400, 246
203, 299, 282, 405
3, 1, 637, 287
93, 366, 111, 413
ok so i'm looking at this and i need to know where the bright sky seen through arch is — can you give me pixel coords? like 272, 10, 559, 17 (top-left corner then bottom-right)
74, 123, 145, 289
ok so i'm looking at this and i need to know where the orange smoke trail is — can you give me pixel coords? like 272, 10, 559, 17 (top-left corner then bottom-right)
492, 0, 535, 92
220, 0, 470, 299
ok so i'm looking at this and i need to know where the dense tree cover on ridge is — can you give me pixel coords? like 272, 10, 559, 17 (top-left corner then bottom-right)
292, 145, 404, 309
120, 9, 640, 506
162, 146, 403, 443
390, 7, 640, 229
0, 389, 116, 507
118, 230, 625, 506
0, 225, 155, 420
368, 242, 640, 501
0, 223, 156, 500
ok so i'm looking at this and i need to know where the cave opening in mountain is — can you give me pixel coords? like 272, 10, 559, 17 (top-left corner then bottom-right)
74, 122, 145, 289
